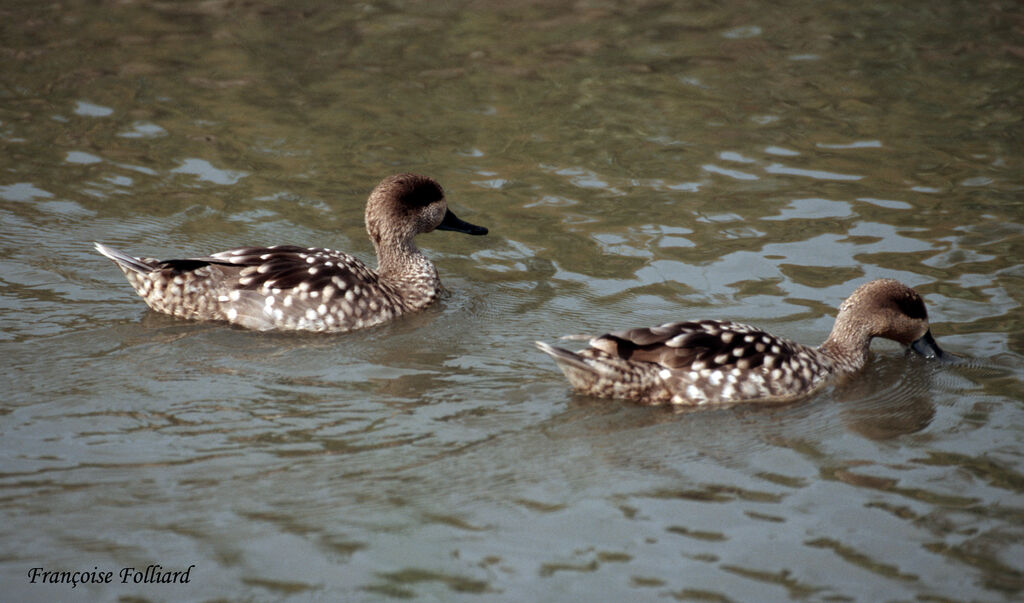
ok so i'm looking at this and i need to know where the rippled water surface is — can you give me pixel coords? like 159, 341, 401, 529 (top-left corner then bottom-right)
2, 1, 1023, 600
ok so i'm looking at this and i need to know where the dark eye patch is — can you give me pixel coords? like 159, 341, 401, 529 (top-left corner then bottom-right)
398, 177, 444, 207
892, 292, 928, 320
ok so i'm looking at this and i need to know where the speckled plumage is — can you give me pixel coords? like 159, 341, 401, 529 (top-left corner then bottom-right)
536, 279, 944, 406
96, 174, 487, 332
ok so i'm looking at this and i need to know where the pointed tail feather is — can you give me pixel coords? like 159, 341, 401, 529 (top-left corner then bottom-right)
94, 242, 155, 274
535, 341, 597, 374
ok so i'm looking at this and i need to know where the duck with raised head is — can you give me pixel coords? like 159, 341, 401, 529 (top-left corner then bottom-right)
536, 279, 946, 406
95, 173, 488, 332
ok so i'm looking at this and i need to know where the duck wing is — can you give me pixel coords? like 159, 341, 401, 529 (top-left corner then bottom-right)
195, 245, 379, 291
589, 320, 807, 372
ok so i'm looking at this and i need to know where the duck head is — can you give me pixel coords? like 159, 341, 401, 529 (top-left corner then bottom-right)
833, 278, 944, 359
365, 173, 487, 250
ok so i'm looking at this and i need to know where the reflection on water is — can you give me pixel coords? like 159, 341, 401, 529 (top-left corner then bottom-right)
2, 0, 1023, 600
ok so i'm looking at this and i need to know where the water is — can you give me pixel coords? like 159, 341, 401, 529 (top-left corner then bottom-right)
2, 0, 1022, 600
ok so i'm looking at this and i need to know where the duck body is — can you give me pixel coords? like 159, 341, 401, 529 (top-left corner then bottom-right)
537, 320, 836, 405
537, 279, 944, 406
96, 174, 487, 332
95, 243, 435, 332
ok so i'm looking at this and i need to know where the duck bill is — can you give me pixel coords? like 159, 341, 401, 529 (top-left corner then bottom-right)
909, 329, 944, 360
436, 209, 488, 235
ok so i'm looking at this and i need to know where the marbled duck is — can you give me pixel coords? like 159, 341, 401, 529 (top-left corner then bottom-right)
96, 173, 487, 332
536, 279, 945, 406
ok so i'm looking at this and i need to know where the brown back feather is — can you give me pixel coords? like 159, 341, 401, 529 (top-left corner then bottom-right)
593, 320, 806, 372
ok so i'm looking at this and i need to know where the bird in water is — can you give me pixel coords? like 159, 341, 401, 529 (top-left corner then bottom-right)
95, 173, 487, 332
536, 279, 946, 406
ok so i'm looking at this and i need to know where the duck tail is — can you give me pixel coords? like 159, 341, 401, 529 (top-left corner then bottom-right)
94, 242, 155, 274
535, 341, 598, 374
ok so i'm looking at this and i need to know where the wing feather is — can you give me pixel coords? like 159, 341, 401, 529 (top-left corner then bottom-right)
591, 320, 806, 372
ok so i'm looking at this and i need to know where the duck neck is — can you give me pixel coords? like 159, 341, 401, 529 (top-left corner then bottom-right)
375, 236, 420, 277
373, 237, 441, 307
818, 316, 873, 374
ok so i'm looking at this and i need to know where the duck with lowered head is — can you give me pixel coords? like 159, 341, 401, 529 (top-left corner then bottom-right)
536, 279, 946, 406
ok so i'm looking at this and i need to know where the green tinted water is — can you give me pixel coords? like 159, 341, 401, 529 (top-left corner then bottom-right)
2, 1, 1022, 600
